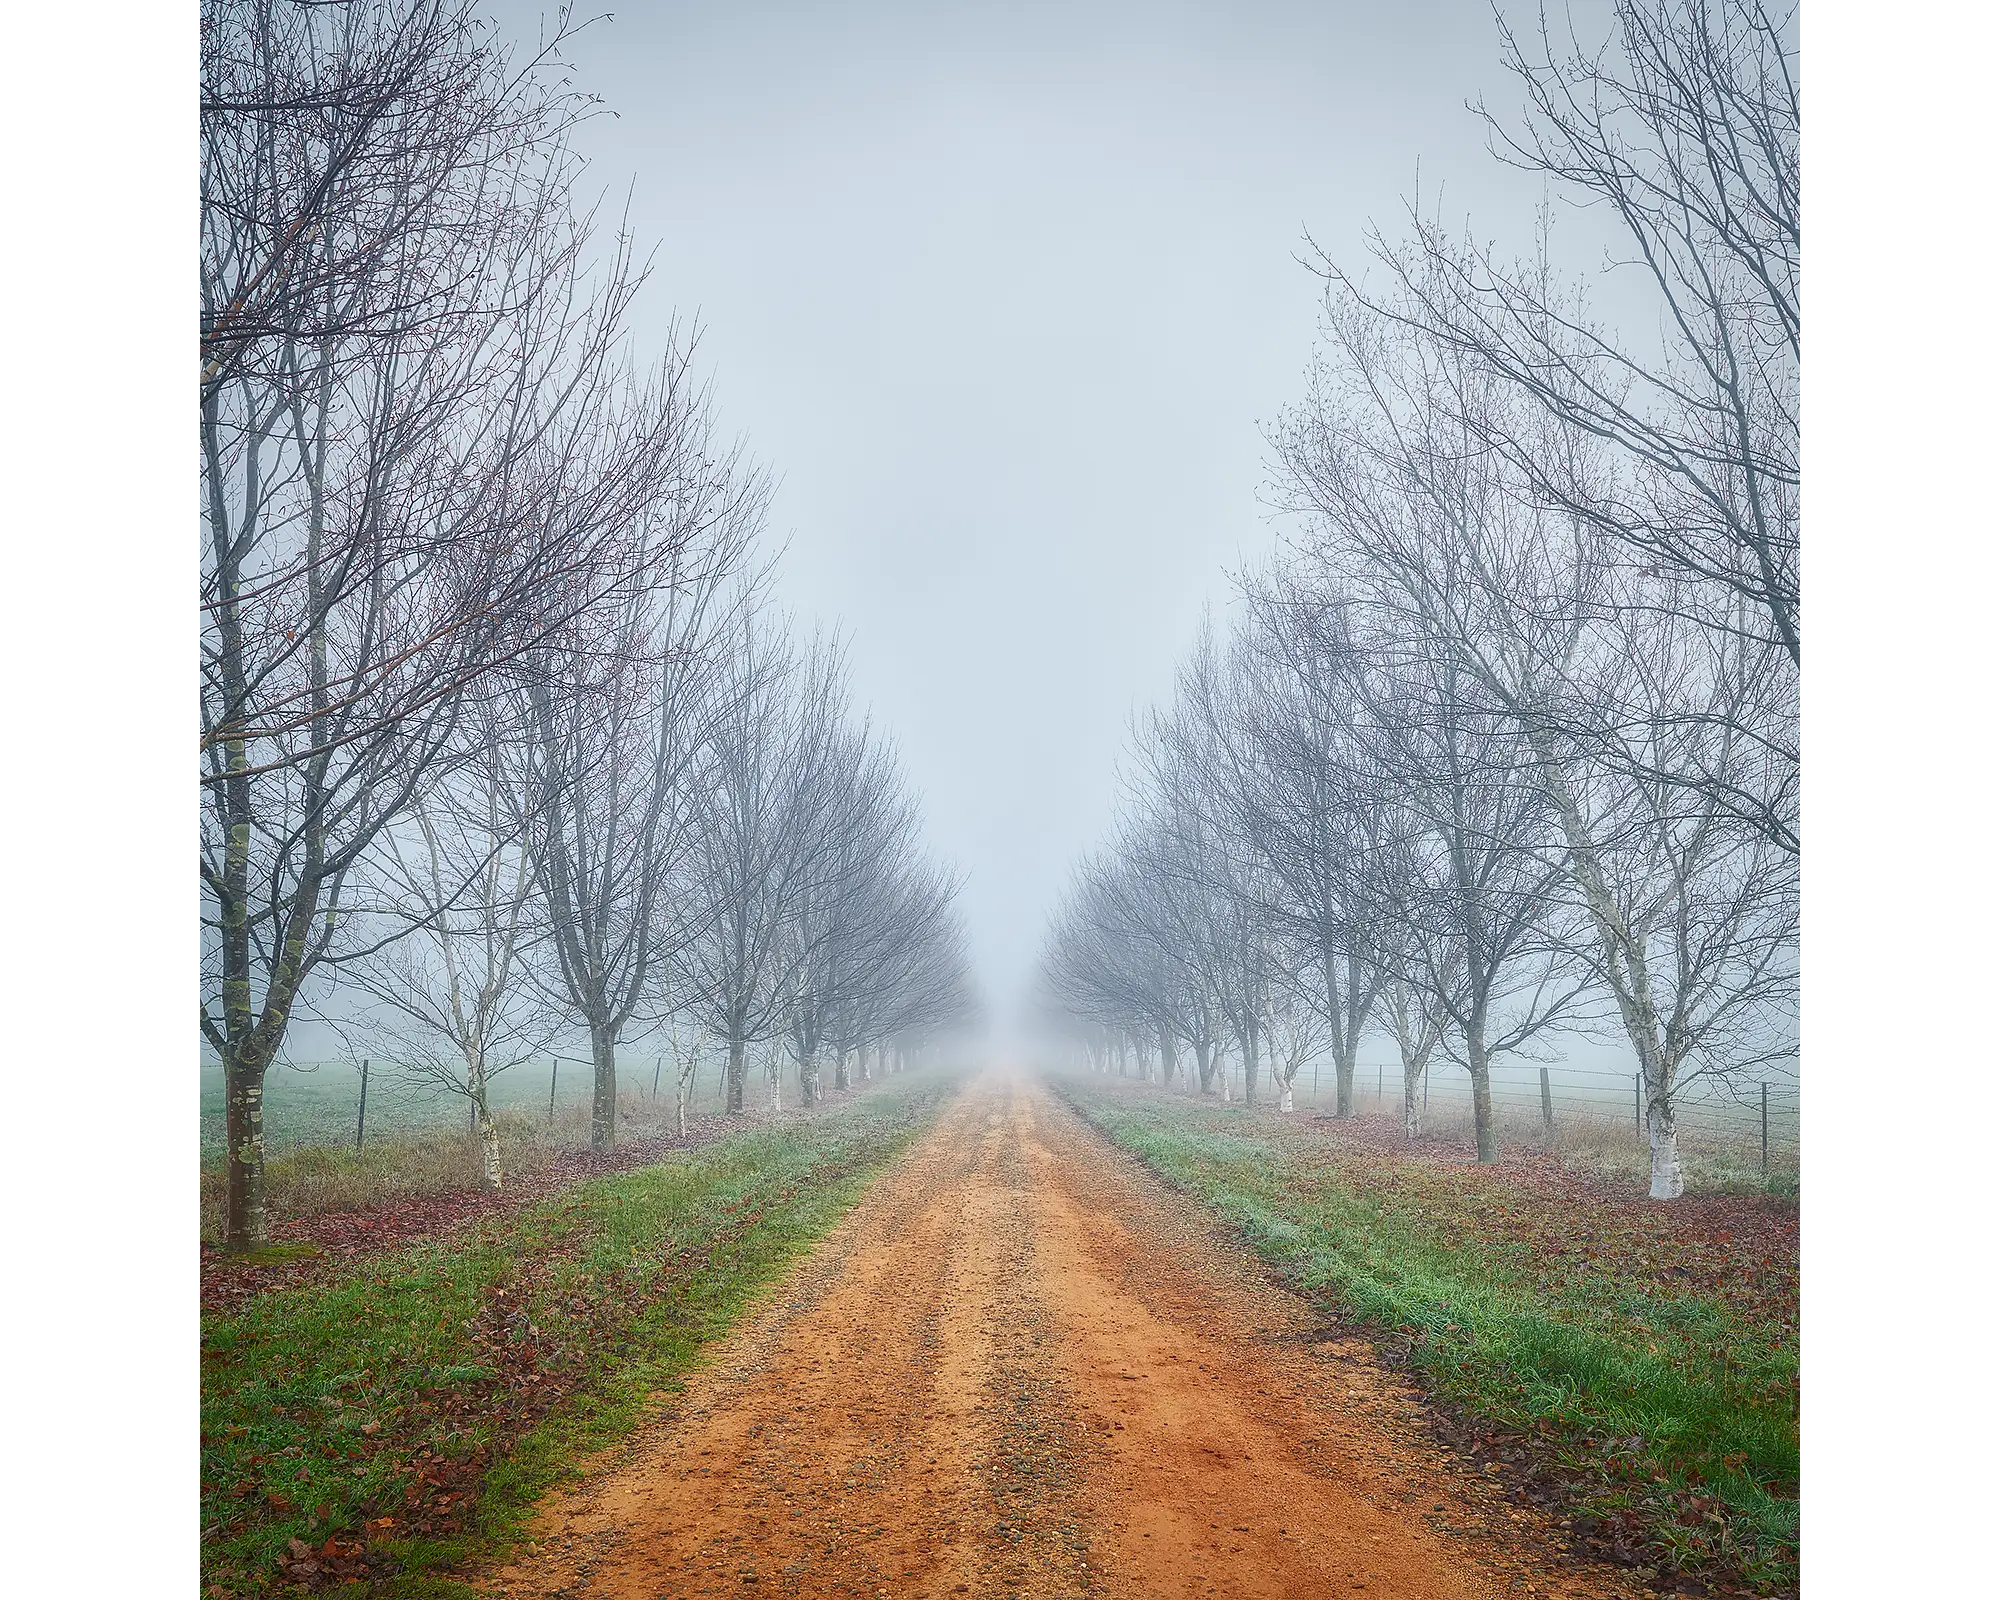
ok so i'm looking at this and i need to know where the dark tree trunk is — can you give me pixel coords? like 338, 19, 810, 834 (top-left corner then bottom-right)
1467, 1017, 1496, 1163
726, 1032, 747, 1114
589, 1018, 618, 1151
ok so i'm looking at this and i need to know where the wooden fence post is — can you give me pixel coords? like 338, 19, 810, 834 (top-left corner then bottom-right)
548, 1058, 559, 1127
1540, 1065, 1553, 1135
356, 1058, 369, 1151
1635, 1073, 1643, 1142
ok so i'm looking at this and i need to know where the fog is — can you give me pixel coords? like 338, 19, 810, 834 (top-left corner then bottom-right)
479, 0, 1581, 1014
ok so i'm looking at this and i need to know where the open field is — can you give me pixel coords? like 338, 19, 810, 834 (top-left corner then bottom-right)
1055, 1073, 1799, 1594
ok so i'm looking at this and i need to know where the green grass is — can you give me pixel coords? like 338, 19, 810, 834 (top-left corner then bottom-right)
1056, 1078, 1799, 1594
201, 1071, 959, 1597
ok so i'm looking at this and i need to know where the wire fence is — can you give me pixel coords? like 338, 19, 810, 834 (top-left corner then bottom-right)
1289, 1057, 1798, 1164
198, 1049, 759, 1160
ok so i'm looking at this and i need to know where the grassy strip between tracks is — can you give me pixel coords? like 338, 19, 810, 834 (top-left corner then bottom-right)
201, 1071, 960, 1598
1056, 1077, 1798, 1597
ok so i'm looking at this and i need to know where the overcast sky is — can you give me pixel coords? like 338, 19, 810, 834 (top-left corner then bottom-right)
483, 0, 1577, 1017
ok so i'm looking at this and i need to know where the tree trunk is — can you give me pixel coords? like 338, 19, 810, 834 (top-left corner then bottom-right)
1277, 1075, 1294, 1113
1389, 989, 1431, 1142
1195, 1039, 1215, 1096
470, 1055, 502, 1193
1647, 1079, 1685, 1200
833, 1050, 850, 1092
588, 1018, 618, 1151
1333, 1024, 1362, 1120
1158, 1022, 1178, 1090
797, 1046, 820, 1106
1241, 1017, 1259, 1107
1466, 1021, 1497, 1164
726, 1031, 747, 1115
1528, 728, 1683, 1200
223, 1045, 269, 1249
1325, 945, 1355, 1118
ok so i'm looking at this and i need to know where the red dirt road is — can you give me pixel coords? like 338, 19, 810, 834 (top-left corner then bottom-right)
481, 1072, 1643, 1600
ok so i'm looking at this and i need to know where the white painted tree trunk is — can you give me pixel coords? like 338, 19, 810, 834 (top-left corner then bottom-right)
1648, 1097, 1685, 1200
477, 1107, 502, 1192
1277, 1081, 1295, 1113
468, 1053, 502, 1192
1529, 729, 1686, 1201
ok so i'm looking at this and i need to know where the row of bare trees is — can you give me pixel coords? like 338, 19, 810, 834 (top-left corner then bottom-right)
1038, 0, 1796, 1200
201, 0, 975, 1251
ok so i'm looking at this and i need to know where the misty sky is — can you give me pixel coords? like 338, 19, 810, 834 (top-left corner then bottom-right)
484, 0, 1579, 1015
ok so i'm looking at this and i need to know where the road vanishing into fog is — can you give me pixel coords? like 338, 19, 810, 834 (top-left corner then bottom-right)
481, 1072, 1638, 1600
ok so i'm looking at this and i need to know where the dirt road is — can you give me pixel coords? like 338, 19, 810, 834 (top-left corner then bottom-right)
481, 1072, 1640, 1600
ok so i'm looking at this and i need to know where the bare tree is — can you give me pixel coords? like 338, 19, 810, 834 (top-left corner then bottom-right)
1380, 976, 1450, 1140
1312, 0, 1799, 851
201, 0, 693, 1248
681, 622, 847, 1113
779, 712, 922, 1106
1272, 283, 1792, 1193
1262, 973, 1328, 1115
522, 451, 765, 1152
201, 0, 597, 400
1369, 635, 1586, 1163
1235, 574, 1402, 1117
341, 709, 555, 1189
1148, 629, 1289, 1107
819, 850, 966, 1096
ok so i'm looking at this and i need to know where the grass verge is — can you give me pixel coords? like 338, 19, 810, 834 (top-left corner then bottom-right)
201, 1071, 960, 1597
1054, 1076, 1798, 1597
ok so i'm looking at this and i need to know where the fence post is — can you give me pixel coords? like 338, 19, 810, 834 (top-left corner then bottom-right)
1423, 1061, 1429, 1113
356, 1058, 369, 1151
1540, 1065, 1553, 1135
1761, 1082, 1769, 1178
1635, 1073, 1643, 1142
549, 1057, 558, 1127
652, 1056, 663, 1100
1377, 1062, 1383, 1108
